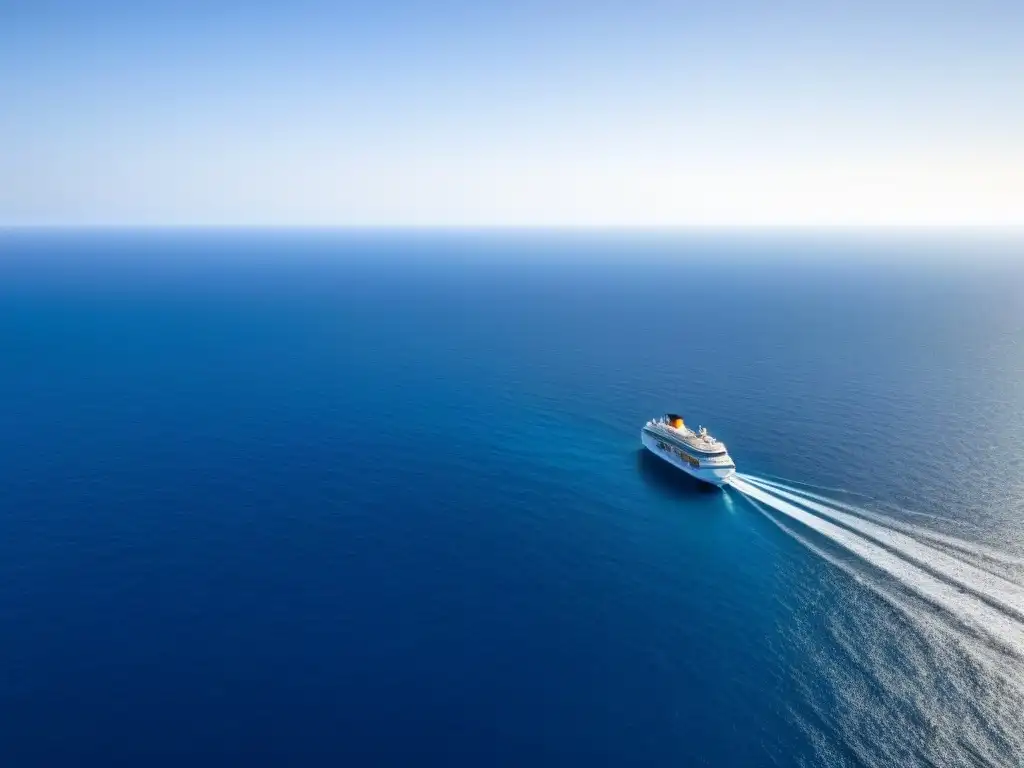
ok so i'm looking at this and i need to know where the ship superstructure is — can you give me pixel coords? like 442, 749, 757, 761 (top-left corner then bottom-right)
641, 414, 736, 486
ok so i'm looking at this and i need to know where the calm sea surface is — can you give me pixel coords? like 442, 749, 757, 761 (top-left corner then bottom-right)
1, 231, 1022, 766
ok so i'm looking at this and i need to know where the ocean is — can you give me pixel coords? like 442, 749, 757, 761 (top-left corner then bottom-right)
1, 230, 1022, 766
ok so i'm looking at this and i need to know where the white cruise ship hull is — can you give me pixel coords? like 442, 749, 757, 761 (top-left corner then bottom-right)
641, 429, 736, 487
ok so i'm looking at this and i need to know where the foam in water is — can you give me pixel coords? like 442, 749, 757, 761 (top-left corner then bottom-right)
731, 476, 1024, 766
728, 477, 1024, 656
739, 475, 1024, 620
751, 476, 1024, 573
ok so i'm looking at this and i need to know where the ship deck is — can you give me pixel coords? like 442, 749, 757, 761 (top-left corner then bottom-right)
645, 422, 727, 454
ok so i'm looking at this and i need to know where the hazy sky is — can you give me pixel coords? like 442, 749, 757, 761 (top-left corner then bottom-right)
3, 0, 1022, 226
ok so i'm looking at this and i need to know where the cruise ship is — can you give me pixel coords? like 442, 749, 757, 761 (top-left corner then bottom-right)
641, 413, 736, 487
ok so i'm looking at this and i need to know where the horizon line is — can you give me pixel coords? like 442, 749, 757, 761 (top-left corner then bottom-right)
3, 223, 1023, 233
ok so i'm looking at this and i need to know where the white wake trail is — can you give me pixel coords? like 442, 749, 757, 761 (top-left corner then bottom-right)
739, 475, 1024, 618
751, 476, 1024, 572
746, 472, 870, 501
728, 477, 1024, 656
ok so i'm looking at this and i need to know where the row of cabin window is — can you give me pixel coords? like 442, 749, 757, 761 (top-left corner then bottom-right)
658, 442, 701, 467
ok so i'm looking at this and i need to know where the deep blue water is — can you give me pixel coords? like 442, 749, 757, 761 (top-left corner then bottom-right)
1, 231, 1023, 766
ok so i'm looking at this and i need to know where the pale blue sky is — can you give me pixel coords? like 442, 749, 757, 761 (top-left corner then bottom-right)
3, 0, 1022, 226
